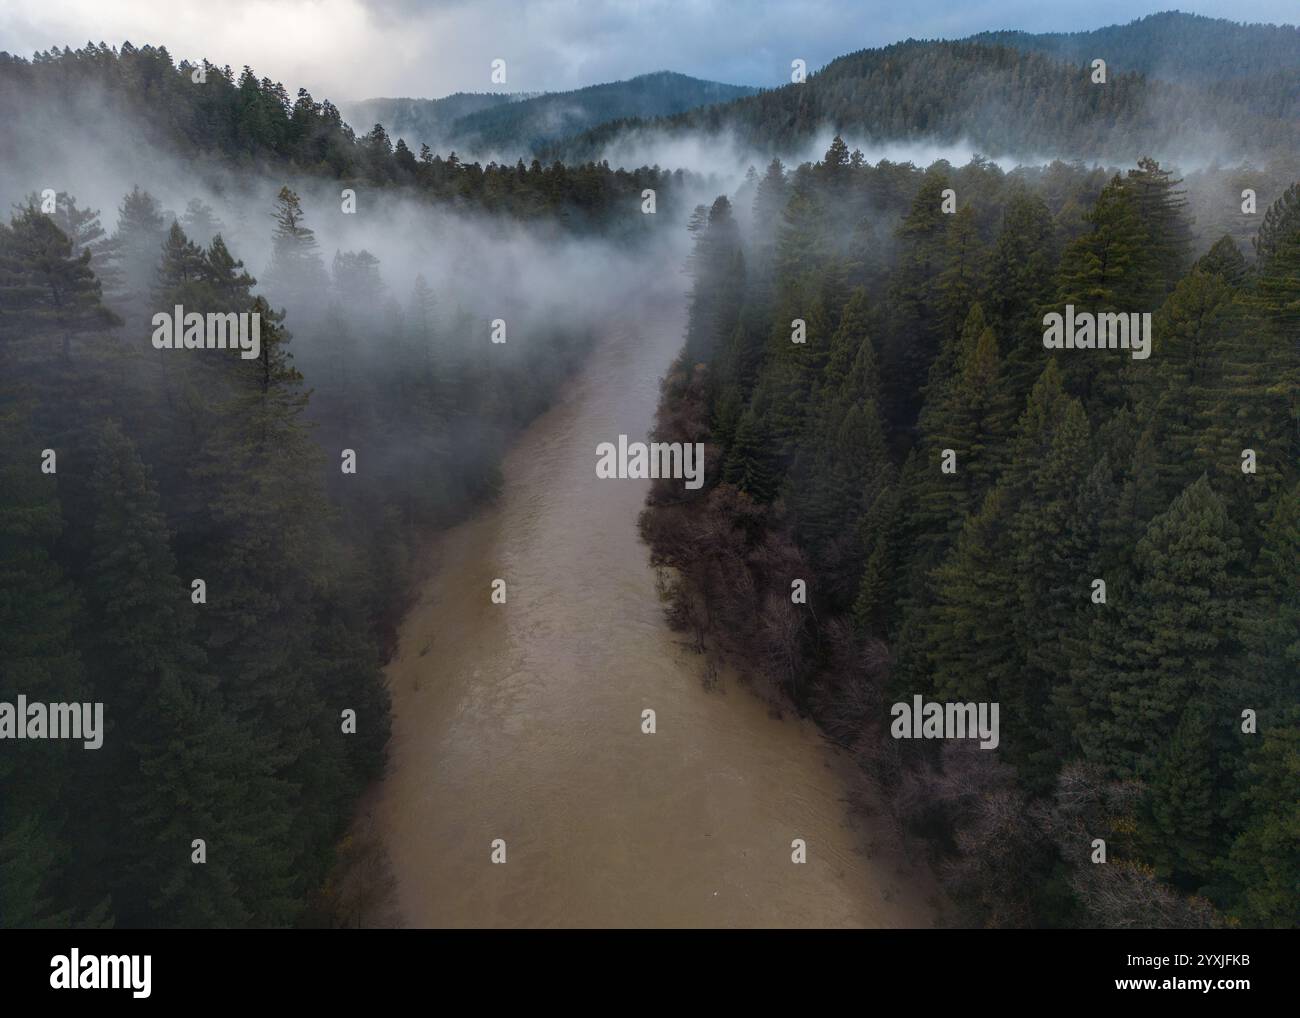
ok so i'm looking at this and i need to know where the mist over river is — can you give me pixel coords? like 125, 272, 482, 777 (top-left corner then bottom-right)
370, 282, 938, 927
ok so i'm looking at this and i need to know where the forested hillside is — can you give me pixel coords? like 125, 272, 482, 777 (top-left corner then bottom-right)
348, 72, 757, 160
0, 43, 680, 230
642, 139, 1298, 928
1, 17, 1295, 936
341, 92, 524, 156
546, 15, 1300, 166
972, 11, 1300, 82
0, 43, 683, 928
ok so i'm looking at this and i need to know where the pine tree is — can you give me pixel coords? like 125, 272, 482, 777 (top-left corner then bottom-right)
684, 196, 743, 364
1008, 397, 1095, 785
749, 158, 789, 288
922, 485, 1019, 705
885, 172, 952, 423
180, 198, 226, 247
263, 186, 327, 310
153, 221, 208, 301
791, 398, 890, 603
29, 191, 121, 294
1237, 183, 1300, 491
107, 186, 167, 317
775, 288, 832, 449
0, 411, 89, 927
1223, 715, 1300, 928
0, 207, 120, 360
1140, 703, 1218, 885
993, 190, 1063, 409
902, 306, 1015, 578
1194, 234, 1248, 286
851, 480, 900, 632
1052, 174, 1150, 408
1135, 267, 1240, 506
1066, 476, 1246, 780
723, 407, 779, 503
988, 188, 1057, 339
937, 205, 986, 346
80, 421, 254, 926
1125, 157, 1194, 305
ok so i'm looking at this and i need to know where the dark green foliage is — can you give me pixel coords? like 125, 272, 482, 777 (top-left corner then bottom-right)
973, 12, 1300, 84
0, 45, 684, 236
552, 19, 1300, 166
0, 94, 607, 924
666, 136, 1299, 927
379, 71, 759, 157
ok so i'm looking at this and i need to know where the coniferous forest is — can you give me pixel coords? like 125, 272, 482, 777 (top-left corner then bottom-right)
0, 5, 1296, 950
0, 43, 684, 928
644, 145, 1298, 928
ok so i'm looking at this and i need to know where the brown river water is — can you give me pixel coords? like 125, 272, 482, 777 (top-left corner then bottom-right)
370, 287, 938, 927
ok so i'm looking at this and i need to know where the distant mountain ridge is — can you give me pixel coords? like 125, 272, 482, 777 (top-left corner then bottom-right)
540, 12, 1300, 166
969, 11, 1300, 82
344, 71, 757, 159
340, 91, 532, 152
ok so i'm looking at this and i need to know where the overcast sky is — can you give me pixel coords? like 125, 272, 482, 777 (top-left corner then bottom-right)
2, 1, 1295, 101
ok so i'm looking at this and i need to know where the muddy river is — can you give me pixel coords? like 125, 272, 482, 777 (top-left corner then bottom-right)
371, 287, 937, 927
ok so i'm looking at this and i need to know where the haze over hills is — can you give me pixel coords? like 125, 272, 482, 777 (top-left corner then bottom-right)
344, 71, 758, 160
541, 12, 1300, 167
970, 10, 1300, 81
0, 0, 1297, 942
340, 91, 534, 154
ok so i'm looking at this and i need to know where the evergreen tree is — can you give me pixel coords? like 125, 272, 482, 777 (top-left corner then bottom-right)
937, 205, 986, 345
1240, 183, 1300, 487
180, 198, 226, 247
1140, 703, 1218, 885
684, 196, 743, 365
722, 407, 779, 503
80, 421, 253, 926
922, 485, 1019, 704
901, 306, 1015, 580
28, 191, 121, 294
885, 172, 951, 423
1066, 476, 1246, 780
1223, 716, 1300, 928
0, 207, 120, 360
1194, 234, 1248, 286
749, 158, 789, 288
264, 187, 327, 310
0, 412, 89, 927
1125, 157, 1194, 305
1053, 174, 1150, 408
107, 186, 168, 317
1135, 267, 1240, 507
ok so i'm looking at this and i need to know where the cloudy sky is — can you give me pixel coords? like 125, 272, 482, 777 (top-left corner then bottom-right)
1, 0, 1295, 101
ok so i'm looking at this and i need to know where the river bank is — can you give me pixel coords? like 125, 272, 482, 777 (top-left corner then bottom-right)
359, 296, 938, 927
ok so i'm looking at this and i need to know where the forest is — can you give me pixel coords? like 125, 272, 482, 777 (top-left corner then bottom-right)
347, 72, 758, 161
970, 11, 1300, 83
546, 26, 1300, 167
0, 43, 684, 230
0, 43, 686, 928
1, 12, 1296, 933
642, 139, 1298, 928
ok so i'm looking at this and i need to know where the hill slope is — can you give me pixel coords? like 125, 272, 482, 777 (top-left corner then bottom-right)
340, 91, 526, 153
349, 71, 757, 158
543, 14, 1300, 166
970, 10, 1300, 82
